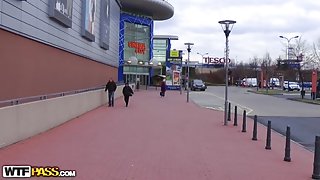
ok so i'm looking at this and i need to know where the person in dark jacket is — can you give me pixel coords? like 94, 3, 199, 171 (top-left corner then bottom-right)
160, 81, 166, 97
105, 78, 117, 107
122, 82, 134, 107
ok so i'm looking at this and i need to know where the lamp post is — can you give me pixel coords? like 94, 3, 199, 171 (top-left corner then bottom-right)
279, 35, 299, 92
184, 42, 194, 103
180, 55, 183, 95
197, 52, 208, 74
279, 35, 299, 61
219, 20, 236, 126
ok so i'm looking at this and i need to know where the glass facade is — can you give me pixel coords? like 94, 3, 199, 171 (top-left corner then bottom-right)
124, 22, 150, 64
118, 13, 154, 83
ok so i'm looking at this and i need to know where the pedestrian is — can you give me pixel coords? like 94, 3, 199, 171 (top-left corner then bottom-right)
122, 82, 134, 107
160, 80, 166, 97
105, 78, 117, 107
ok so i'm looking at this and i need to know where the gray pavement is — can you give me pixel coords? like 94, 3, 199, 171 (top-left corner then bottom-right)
255, 116, 320, 152
191, 86, 320, 117
190, 86, 320, 151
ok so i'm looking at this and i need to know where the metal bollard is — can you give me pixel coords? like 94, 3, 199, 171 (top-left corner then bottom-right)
284, 126, 291, 162
227, 102, 231, 121
252, 115, 258, 141
312, 136, 320, 179
265, 121, 271, 150
234, 106, 238, 126
242, 110, 247, 132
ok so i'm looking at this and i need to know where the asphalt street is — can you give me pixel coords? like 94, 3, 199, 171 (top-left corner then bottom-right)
254, 116, 320, 151
190, 86, 320, 151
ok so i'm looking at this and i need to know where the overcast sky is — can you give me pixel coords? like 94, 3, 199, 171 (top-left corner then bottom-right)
154, 0, 320, 63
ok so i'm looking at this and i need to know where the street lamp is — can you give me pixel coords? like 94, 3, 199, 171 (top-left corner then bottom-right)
279, 35, 299, 61
279, 35, 299, 92
219, 20, 236, 126
197, 52, 208, 74
184, 42, 194, 103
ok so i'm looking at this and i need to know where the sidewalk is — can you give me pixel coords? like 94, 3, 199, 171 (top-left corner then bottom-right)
0, 89, 314, 179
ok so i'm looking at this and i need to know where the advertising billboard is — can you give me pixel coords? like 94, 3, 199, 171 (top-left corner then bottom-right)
166, 50, 182, 90
81, 0, 96, 42
99, 0, 111, 49
49, 0, 73, 28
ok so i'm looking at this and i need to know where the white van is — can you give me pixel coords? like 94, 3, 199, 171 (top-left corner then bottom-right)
243, 78, 257, 87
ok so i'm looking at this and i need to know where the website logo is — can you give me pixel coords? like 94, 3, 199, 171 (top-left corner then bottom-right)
2, 165, 76, 178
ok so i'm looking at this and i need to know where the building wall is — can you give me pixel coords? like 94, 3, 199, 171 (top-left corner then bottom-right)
0, 29, 118, 101
0, 0, 120, 67
0, 84, 135, 148
0, 0, 121, 101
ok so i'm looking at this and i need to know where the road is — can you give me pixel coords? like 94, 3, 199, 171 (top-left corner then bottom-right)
190, 86, 320, 151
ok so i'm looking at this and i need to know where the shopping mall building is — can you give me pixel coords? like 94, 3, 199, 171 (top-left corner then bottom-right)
0, 0, 174, 101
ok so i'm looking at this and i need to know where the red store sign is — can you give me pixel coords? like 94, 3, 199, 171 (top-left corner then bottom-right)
204, 57, 231, 64
128, 41, 146, 54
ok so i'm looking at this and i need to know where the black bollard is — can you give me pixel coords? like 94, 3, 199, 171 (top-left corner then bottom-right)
234, 106, 238, 126
252, 115, 258, 141
228, 102, 231, 121
312, 136, 320, 179
265, 121, 272, 150
284, 126, 291, 162
242, 110, 247, 132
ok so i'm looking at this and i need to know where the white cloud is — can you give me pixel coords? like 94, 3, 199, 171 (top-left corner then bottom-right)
154, 0, 320, 63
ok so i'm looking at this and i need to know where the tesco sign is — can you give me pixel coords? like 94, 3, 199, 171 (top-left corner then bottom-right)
204, 57, 231, 64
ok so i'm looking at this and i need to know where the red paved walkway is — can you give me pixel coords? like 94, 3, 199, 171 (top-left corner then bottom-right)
0, 89, 315, 179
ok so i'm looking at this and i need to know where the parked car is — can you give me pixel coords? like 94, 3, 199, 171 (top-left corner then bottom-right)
283, 81, 301, 91
299, 82, 312, 88
191, 79, 207, 91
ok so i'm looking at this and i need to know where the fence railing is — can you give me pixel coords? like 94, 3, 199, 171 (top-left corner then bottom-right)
0, 82, 125, 108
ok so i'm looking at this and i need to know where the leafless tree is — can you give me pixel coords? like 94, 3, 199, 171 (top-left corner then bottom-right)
248, 56, 261, 90
289, 37, 315, 98
311, 39, 320, 69
261, 52, 274, 93
291, 37, 314, 70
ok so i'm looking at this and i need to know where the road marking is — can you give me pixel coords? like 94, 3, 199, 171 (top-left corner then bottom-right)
205, 106, 222, 111
195, 91, 254, 114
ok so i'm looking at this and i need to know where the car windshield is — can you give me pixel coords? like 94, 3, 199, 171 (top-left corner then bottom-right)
289, 82, 298, 85
193, 80, 203, 84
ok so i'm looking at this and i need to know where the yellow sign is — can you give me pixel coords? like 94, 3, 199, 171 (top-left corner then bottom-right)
170, 50, 179, 58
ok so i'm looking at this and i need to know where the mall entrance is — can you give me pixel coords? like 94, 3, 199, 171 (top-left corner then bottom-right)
124, 73, 149, 86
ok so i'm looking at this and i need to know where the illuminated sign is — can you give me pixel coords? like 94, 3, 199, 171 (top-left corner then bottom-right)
204, 57, 231, 64
170, 50, 179, 58
128, 42, 146, 54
